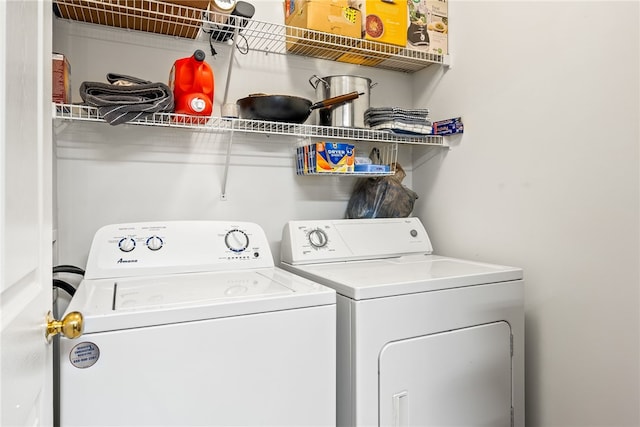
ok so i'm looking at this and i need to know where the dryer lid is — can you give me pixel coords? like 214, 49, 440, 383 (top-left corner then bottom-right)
283, 255, 522, 300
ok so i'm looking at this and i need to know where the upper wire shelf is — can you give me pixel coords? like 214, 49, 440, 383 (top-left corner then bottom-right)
53, 103, 445, 146
53, 0, 445, 73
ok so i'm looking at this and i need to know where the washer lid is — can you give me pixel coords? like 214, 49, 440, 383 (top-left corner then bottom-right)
282, 255, 523, 300
66, 268, 335, 333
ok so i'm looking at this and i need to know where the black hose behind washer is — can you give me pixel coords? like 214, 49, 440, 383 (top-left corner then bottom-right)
52, 264, 85, 297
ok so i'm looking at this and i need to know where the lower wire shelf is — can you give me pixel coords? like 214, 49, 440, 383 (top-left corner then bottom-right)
53, 103, 445, 146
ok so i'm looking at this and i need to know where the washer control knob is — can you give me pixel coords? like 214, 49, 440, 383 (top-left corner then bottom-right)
146, 236, 164, 251
308, 229, 328, 248
118, 237, 136, 253
225, 229, 249, 253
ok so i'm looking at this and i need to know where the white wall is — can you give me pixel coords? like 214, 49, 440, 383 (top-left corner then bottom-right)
412, 1, 640, 426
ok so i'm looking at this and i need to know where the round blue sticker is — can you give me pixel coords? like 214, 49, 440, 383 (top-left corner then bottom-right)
69, 342, 100, 369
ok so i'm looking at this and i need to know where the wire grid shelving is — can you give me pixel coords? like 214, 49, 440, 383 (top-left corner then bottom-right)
53, 0, 444, 73
53, 104, 445, 146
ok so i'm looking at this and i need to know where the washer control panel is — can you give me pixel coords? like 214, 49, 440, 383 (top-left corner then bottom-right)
281, 217, 433, 265
85, 221, 273, 279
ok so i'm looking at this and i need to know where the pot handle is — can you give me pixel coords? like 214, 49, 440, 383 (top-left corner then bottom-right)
310, 91, 362, 110
309, 75, 330, 90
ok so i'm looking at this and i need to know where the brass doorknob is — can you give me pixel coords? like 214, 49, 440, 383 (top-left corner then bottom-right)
46, 311, 83, 342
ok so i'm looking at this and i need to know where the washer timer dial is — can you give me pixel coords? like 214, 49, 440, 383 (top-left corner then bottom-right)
118, 237, 136, 252
225, 229, 249, 253
307, 228, 328, 249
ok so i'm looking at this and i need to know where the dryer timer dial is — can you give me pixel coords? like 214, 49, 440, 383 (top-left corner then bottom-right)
307, 229, 328, 249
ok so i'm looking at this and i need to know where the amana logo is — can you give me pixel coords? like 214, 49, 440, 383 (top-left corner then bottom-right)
117, 258, 138, 264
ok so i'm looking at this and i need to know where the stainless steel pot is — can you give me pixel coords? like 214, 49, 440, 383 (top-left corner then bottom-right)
309, 75, 376, 128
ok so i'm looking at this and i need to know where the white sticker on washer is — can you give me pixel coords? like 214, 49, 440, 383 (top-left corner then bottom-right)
69, 342, 100, 369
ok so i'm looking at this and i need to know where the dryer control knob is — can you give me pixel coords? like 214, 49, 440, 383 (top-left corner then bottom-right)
146, 236, 164, 251
118, 237, 136, 252
225, 229, 249, 253
308, 229, 328, 249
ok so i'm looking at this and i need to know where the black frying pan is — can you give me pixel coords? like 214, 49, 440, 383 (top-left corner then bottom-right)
236, 91, 361, 123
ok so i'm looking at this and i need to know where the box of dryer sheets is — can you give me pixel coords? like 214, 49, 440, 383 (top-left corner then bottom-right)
406, 0, 448, 55
296, 142, 355, 174
53, 0, 210, 39
52, 53, 71, 104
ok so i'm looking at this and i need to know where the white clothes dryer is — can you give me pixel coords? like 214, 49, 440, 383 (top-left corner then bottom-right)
280, 217, 524, 427
58, 221, 336, 427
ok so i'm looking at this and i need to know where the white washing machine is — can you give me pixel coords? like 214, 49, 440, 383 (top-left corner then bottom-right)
280, 217, 525, 427
58, 221, 336, 427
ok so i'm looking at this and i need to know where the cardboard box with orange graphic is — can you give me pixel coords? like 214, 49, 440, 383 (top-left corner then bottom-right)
360, 0, 407, 47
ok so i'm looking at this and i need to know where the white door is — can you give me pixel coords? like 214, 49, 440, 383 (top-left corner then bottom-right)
379, 322, 513, 427
1, 0, 54, 426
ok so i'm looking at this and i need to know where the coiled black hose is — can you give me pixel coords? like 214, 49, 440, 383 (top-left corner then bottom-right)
52, 265, 85, 297
52, 279, 77, 297
53, 264, 86, 276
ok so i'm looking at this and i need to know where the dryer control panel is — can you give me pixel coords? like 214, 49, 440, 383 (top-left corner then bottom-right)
84, 221, 273, 279
281, 217, 433, 265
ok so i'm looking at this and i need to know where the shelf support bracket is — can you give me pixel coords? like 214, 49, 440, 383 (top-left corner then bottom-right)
221, 26, 241, 114
219, 26, 241, 201
443, 54, 453, 68
220, 127, 234, 201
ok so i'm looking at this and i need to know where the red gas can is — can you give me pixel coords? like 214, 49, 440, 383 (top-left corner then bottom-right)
169, 49, 214, 117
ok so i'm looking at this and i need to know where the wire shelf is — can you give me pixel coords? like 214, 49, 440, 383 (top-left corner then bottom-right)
53, 0, 444, 73
53, 103, 445, 146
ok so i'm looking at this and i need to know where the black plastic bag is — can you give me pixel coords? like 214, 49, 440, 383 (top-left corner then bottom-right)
346, 163, 418, 219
